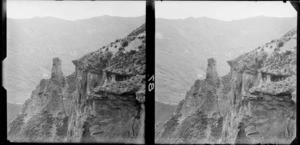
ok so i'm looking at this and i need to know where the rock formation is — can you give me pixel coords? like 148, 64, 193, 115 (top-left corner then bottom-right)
51, 57, 65, 86
156, 28, 296, 144
156, 58, 224, 143
8, 57, 68, 142
8, 24, 146, 143
206, 58, 221, 88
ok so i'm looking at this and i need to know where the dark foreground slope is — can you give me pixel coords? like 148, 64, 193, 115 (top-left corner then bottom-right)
156, 28, 296, 144
8, 24, 146, 143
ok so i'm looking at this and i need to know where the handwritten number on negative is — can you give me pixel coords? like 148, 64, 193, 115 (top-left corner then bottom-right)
148, 75, 154, 92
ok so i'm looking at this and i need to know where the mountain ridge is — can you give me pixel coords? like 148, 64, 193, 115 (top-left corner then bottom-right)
156, 16, 296, 22
5, 16, 145, 104
7, 15, 146, 22
155, 16, 296, 104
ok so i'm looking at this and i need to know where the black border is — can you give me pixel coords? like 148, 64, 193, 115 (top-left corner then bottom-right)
145, 0, 155, 145
292, 1, 299, 145
1, 0, 7, 144
1, 0, 299, 145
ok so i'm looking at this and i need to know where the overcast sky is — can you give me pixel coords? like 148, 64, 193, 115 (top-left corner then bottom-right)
7, 1, 296, 21
156, 1, 297, 21
6, 1, 145, 20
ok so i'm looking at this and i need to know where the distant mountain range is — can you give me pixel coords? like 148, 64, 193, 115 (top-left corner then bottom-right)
4, 16, 145, 104
5, 15, 297, 113
155, 16, 296, 104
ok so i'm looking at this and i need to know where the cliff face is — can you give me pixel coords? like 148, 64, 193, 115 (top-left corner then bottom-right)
156, 28, 296, 144
156, 58, 224, 143
8, 24, 146, 143
222, 28, 296, 144
8, 57, 69, 142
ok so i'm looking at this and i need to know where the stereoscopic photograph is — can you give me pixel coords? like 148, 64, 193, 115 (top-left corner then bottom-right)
155, 1, 297, 144
4, 0, 298, 144
5, 1, 145, 143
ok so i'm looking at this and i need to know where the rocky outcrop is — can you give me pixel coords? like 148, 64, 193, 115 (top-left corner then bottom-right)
67, 49, 145, 143
222, 29, 297, 144
8, 58, 68, 142
8, 24, 146, 143
206, 58, 221, 88
156, 58, 224, 144
51, 57, 65, 86
156, 28, 296, 144
221, 45, 296, 144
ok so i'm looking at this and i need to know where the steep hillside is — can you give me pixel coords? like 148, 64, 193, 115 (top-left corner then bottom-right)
4, 16, 144, 104
7, 102, 23, 127
155, 16, 296, 104
156, 28, 296, 144
8, 24, 145, 143
155, 101, 177, 129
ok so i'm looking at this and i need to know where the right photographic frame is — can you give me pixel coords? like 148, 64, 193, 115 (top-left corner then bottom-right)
155, 1, 298, 144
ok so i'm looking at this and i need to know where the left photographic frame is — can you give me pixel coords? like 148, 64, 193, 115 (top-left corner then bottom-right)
4, 0, 146, 143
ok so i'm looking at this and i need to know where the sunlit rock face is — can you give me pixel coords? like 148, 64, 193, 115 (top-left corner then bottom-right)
156, 28, 296, 144
8, 24, 146, 143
